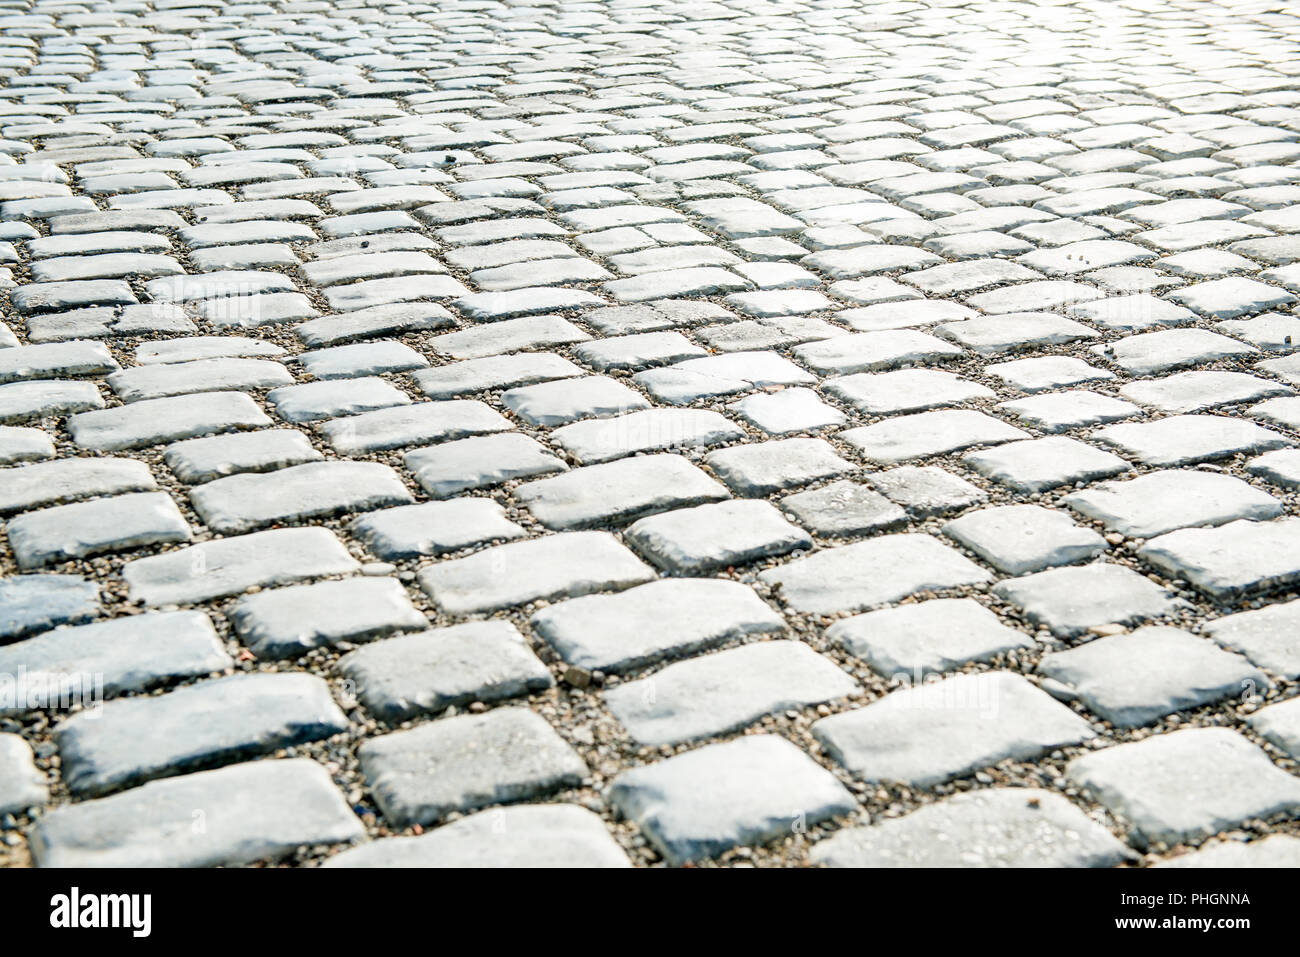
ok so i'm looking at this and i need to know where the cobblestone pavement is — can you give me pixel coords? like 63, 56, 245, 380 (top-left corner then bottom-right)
4, 0, 1300, 869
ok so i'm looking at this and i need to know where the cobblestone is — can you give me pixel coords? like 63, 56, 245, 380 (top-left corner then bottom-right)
3, 0, 1300, 870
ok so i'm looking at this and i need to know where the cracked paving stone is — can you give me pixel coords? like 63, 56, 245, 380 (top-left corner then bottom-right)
625, 499, 811, 574
123, 527, 359, 607
359, 707, 587, 828
829, 597, 1032, 678
1064, 470, 1282, 538
340, 621, 553, 723
942, 504, 1108, 575
605, 641, 857, 747
758, 533, 991, 616
7, 491, 192, 571
607, 734, 855, 866
813, 672, 1094, 788
517, 453, 729, 530
230, 577, 428, 659
0, 611, 230, 713
0, 734, 47, 816
419, 531, 654, 615
351, 499, 526, 560
812, 788, 1132, 868
323, 804, 630, 868
965, 436, 1131, 492
1067, 728, 1300, 849
993, 563, 1187, 637
1138, 518, 1300, 601
531, 578, 784, 674
1041, 626, 1265, 729
56, 673, 348, 797
841, 409, 1030, 465
29, 758, 363, 868
190, 461, 413, 534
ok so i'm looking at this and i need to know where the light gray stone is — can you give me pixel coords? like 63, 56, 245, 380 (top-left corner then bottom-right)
1067, 728, 1300, 848
0, 734, 46, 815
340, 621, 553, 723
993, 564, 1187, 637
359, 707, 587, 827
531, 578, 785, 673
626, 500, 811, 573
606, 735, 856, 865
1138, 518, 1300, 600
0, 575, 99, 641
1204, 599, 1300, 678
965, 436, 1130, 492
1064, 470, 1282, 538
813, 672, 1095, 787
942, 504, 1108, 575
841, 410, 1029, 465
164, 430, 323, 484
68, 391, 272, 451
606, 641, 857, 746
404, 433, 566, 497
7, 491, 192, 570
30, 758, 364, 867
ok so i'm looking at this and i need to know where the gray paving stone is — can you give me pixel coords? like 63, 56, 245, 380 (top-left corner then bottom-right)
415, 353, 584, 399
340, 621, 553, 723
812, 788, 1132, 867
937, 313, 1098, 355
793, 330, 963, 374
826, 368, 993, 415
0, 734, 47, 815
532, 577, 784, 674
501, 375, 650, 427
1248, 696, 1300, 759
1040, 626, 1264, 728
320, 400, 512, 455
68, 391, 271, 452
429, 314, 591, 360
1155, 835, 1300, 869
1067, 728, 1300, 849
0, 425, 53, 465
7, 491, 192, 571
164, 430, 323, 484
351, 499, 526, 560
625, 500, 811, 574
1204, 599, 1300, 678
830, 597, 1032, 678
841, 409, 1030, 465
813, 672, 1094, 787
404, 433, 566, 497
551, 408, 743, 464
230, 577, 427, 659
0, 611, 230, 713
123, 527, 359, 607
634, 351, 816, 404
29, 758, 364, 868
1139, 518, 1300, 601
996, 390, 1141, 433
517, 454, 729, 530
106, 358, 292, 402
360, 707, 587, 827
419, 531, 655, 615
943, 504, 1108, 575
758, 533, 991, 615
731, 387, 846, 434
1064, 470, 1282, 538
704, 438, 855, 496
0, 575, 100, 642
965, 436, 1130, 492
191, 461, 412, 534
605, 641, 856, 746
1121, 371, 1291, 414
1094, 414, 1291, 466
323, 804, 630, 868
607, 735, 855, 866
993, 564, 1186, 637
0, 340, 118, 384
267, 377, 412, 424
867, 465, 988, 517
56, 673, 348, 797
779, 480, 908, 538
0, 380, 104, 424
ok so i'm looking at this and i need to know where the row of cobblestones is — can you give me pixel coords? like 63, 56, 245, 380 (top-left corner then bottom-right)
3, 0, 1300, 868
